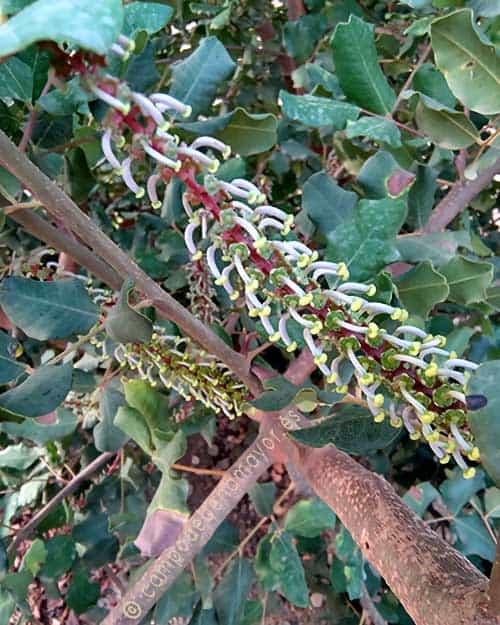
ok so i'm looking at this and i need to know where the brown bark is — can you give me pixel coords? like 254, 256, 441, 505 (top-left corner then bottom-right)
489, 541, 500, 616
424, 157, 500, 232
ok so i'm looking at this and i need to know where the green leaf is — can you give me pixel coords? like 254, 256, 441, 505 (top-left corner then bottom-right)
403, 482, 440, 517
484, 487, 500, 519
269, 530, 309, 607
440, 467, 485, 515
395, 232, 472, 266
284, 498, 336, 537
66, 569, 100, 614
0, 330, 25, 385
331, 15, 396, 114
357, 151, 415, 199
302, 171, 357, 235
327, 197, 407, 282
467, 361, 500, 485
346, 116, 402, 147
0, 277, 99, 340
431, 9, 500, 115
105, 278, 152, 344
395, 261, 449, 318
249, 482, 276, 517
38, 78, 89, 116
0, 364, 72, 418
283, 14, 326, 63
181, 108, 277, 156
0, 56, 33, 103
280, 91, 359, 129
94, 379, 128, 452
39, 535, 76, 579
0, 442, 40, 470
406, 165, 438, 230
154, 571, 199, 624
452, 513, 496, 561
22, 539, 47, 575
169, 37, 236, 119
1, 408, 77, 444
122, 378, 172, 447
115, 406, 153, 455
214, 558, 254, 625
413, 92, 480, 149
289, 405, 401, 454
123, 1, 173, 36
412, 63, 456, 109
0, 0, 124, 57
439, 256, 493, 304
250, 376, 299, 411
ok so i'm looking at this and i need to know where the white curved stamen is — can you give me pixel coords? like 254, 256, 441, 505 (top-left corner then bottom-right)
362, 302, 395, 315
437, 368, 466, 385
178, 146, 218, 169
121, 157, 143, 196
278, 316, 292, 346
203, 245, 220, 281
399, 385, 425, 414
90, 84, 130, 114
283, 278, 305, 297
150, 93, 191, 117
452, 449, 468, 470
381, 333, 413, 350
394, 354, 427, 369
346, 347, 367, 378
234, 216, 260, 240
303, 328, 322, 357
231, 201, 254, 219
325, 289, 353, 306
337, 282, 372, 293
312, 268, 341, 282
261, 316, 275, 336
111, 43, 128, 59
219, 181, 254, 200
307, 261, 340, 274
429, 440, 446, 459
234, 254, 251, 284
401, 406, 416, 434
272, 241, 300, 259
444, 358, 479, 371
147, 174, 162, 208
101, 129, 121, 169
289, 308, 313, 328
449, 391, 467, 404
395, 326, 428, 339
258, 217, 286, 231
221, 265, 235, 294
450, 422, 473, 452
184, 222, 199, 254
420, 347, 449, 359
246, 292, 265, 309
254, 205, 288, 221
190, 136, 230, 157
338, 320, 367, 334
132, 92, 167, 127
201, 213, 208, 239
182, 193, 193, 217
142, 141, 181, 170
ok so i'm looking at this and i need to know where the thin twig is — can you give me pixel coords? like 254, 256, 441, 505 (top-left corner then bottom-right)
392, 43, 431, 114
171, 463, 225, 477
7, 451, 115, 555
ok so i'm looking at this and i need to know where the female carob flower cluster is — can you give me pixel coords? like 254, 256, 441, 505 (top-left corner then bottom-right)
114, 331, 246, 419
90, 35, 481, 477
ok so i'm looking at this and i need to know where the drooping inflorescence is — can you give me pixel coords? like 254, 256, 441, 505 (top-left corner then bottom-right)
115, 330, 247, 419
85, 34, 482, 477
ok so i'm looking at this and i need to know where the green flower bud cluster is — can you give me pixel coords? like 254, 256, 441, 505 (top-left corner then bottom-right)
114, 332, 246, 419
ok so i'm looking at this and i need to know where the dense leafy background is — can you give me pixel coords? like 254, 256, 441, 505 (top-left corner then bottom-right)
0, 0, 499, 623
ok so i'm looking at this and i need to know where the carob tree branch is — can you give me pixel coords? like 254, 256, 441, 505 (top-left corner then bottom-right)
102, 432, 276, 625
1, 131, 498, 624
424, 156, 500, 232
0, 129, 261, 396
489, 541, 500, 616
7, 451, 114, 556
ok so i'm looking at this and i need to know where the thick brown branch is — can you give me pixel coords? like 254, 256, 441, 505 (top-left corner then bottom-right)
489, 540, 500, 616
424, 157, 500, 232
0, 130, 260, 396
266, 411, 498, 625
103, 432, 277, 624
9, 209, 122, 289
8, 451, 114, 556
